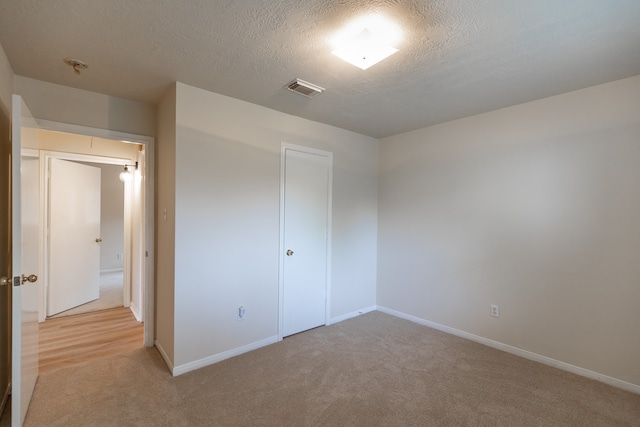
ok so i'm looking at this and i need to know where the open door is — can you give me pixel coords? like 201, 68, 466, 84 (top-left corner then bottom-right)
10, 95, 40, 426
47, 159, 101, 316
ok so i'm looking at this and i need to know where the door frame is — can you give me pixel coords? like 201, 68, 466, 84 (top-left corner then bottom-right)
278, 142, 333, 340
35, 120, 155, 347
42, 153, 133, 318
21, 148, 41, 322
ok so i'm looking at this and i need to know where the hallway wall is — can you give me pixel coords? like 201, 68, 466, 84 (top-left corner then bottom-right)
14, 76, 156, 138
99, 164, 125, 272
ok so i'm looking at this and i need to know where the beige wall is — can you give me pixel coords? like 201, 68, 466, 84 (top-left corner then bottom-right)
378, 75, 640, 388
0, 44, 12, 117
37, 130, 137, 272
73, 162, 125, 271
157, 82, 378, 371
37, 130, 140, 159
14, 76, 156, 138
155, 84, 176, 363
98, 164, 125, 271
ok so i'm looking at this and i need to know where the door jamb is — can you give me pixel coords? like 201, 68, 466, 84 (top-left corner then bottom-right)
35, 120, 155, 347
278, 142, 333, 341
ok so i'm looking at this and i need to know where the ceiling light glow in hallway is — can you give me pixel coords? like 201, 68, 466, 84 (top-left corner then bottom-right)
330, 14, 402, 70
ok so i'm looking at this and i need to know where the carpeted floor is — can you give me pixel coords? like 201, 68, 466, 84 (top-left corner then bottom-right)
19, 311, 640, 426
49, 271, 123, 318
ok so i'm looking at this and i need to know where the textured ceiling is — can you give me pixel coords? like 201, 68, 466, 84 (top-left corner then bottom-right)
1, 0, 639, 138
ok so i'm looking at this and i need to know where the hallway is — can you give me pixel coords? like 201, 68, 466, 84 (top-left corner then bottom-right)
39, 307, 143, 373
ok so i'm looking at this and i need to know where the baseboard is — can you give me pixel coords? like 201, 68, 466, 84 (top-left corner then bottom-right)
165, 308, 376, 377
377, 306, 640, 395
329, 305, 377, 325
99, 268, 124, 274
172, 335, 279, 377
129, 303, 142, 322
154, 341, 174, 374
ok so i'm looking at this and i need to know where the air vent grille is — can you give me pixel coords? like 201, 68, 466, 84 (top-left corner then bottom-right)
286, 79, 324, 98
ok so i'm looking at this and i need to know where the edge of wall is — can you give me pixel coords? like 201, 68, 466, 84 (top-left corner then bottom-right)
171, 336, 279, 377
154, 341, 174, 374
377, 306, 640, 395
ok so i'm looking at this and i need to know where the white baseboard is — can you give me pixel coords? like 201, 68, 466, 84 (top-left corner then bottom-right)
172, 335, 279, 377
163, 308, 376, 377
129, 303, 142, 322
377, 306, 640, 395
329, 305, 377, 325
154, 341, 174, 374
99, 269, 124, 274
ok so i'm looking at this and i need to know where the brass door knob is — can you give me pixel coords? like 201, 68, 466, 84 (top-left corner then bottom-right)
96, 238, 103, 242
22, 274, 38, 285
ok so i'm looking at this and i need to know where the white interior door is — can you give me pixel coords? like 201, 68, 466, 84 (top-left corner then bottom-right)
48, 159, 101, 316
11, 95, 40, 427
281, 146, 331, 337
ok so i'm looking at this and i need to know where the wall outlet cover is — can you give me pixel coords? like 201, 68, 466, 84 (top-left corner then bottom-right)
490, 304, 500, 317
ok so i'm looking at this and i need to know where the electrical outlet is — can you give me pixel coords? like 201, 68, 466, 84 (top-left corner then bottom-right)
116, 253, 123, 260
490, 304, 500, 318
238, 306, 246, 320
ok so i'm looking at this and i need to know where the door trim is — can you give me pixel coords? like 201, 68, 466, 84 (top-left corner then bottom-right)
278, 143, 333, 340
34, 120, 155, 347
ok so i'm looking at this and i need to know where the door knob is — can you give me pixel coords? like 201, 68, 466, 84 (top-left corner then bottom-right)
286, 249, 294, 256
0, 277, 9, 286
95, 238, 102, 243
21, 274, 38, 285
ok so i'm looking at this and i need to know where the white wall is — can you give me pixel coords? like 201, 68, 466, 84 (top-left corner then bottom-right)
378, 75, 640, 388
14, 76, 156, 137
163, 82, 378, 369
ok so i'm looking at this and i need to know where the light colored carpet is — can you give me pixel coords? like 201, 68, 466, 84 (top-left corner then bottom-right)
21, 311, 640, 426
49, 271, 123, 318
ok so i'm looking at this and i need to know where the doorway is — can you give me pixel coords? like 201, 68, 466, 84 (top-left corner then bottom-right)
39, 146, 140, 322
46, 160, 126, 319
279, 143, 332, 338
32, 122, 155, 347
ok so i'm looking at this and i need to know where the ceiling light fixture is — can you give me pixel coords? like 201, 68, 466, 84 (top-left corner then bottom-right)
330, 14, 402, 70
63, 57, 89, 75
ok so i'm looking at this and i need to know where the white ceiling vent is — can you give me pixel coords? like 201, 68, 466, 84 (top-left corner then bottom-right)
286, 79, 325, 98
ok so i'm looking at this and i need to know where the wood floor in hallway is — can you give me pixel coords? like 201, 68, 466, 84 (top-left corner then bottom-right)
39, 307, 143, 373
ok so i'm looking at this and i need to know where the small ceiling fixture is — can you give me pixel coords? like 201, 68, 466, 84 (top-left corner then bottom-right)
330, 14, 402, 70
286, 79, 325, 98
119, 162, 138, 183
63, 57, 89, 75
